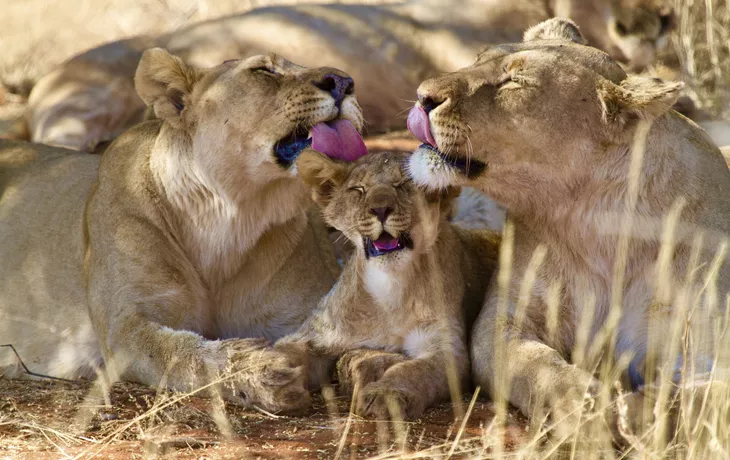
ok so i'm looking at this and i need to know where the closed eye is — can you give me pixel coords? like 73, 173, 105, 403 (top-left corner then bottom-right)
349, 186, 365, 194
496, 75, 525, 91
251, 66, 279, 75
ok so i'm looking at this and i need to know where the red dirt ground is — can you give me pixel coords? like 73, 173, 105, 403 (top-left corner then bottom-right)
0, 379, 529, 459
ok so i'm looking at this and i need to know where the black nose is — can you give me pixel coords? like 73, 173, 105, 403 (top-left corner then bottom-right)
419, 94, 444, 113
314, 73, 354, 107
370, 207, 393, 223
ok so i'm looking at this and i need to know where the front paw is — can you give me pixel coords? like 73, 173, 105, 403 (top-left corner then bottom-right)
219, 339, 311, 413
357, 382, 426, 420
546, 373, 617, 442
336, 349, 407, 395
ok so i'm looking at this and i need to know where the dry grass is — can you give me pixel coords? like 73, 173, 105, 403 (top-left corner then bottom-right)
672, 0, 730, 119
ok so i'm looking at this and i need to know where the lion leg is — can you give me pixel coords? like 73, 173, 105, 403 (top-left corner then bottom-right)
94, 314, 310, 413
471, 302, 617, 443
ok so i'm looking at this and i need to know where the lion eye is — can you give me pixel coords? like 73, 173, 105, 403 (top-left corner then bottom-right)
496, 75, 524, 91
251, 66, 278, 75
349, 186, 365, 195
393, 180, 410, 189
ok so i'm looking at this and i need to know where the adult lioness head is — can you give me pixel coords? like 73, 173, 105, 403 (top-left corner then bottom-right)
407, 17, 683, 198
135, 48, 366, 189
297, 150, 458, 266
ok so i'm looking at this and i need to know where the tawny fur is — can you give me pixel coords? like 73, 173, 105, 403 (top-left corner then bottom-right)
276, 151, 500, 420
408, 19, 730, 440
17, 0, 673, 151
0, 49, 365, 413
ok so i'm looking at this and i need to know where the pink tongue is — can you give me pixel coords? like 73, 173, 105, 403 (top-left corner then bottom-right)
373, 236, 399, 251
407, 105, 436, 148
311, 119, 368, 162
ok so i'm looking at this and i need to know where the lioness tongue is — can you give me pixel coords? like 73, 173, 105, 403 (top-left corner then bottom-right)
311, 119, 368, 161
372, 236, 399, 251
406, 105, 436, 148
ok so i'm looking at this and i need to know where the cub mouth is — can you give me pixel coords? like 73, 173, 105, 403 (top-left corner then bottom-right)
407, 105, 486, 179
364, 232, 413, 258
274, 119, 368, 168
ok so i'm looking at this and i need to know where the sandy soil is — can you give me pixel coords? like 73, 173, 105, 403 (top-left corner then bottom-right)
0, 378, 529, 459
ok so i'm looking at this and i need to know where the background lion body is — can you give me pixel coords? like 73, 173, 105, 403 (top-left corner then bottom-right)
0, 142, 102, 378
15, 0, 673, 151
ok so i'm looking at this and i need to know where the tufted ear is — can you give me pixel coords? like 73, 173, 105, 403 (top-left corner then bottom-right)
523, 18, 586, 44
135, 48, 203, 128
598, 74, 684, 126
296, 149, 349, 207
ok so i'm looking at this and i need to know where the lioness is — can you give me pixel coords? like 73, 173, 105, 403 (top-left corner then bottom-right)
0, 49, 369, 412
275, 150, 499, 419
13, 0, 673, 152
407, 18, 730, 437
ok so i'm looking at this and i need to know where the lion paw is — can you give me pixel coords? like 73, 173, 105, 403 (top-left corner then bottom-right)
336, 349, 406, 395
356, 382, 426, 420
218, 339, 311, 413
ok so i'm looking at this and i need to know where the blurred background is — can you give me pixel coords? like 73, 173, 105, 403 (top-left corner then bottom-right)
1, 0, 728, 121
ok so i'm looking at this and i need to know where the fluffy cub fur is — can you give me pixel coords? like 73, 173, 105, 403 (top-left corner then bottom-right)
408, 18, 730, 442
0, 49, 364, 413
277, 150, 500, 419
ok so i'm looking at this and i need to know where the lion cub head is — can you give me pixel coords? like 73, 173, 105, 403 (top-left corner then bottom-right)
134, 48, 366, 193
407, 18, 683, 203
297, 150, 458, 267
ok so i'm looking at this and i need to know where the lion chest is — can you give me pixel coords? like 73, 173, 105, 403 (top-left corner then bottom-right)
360, 264, 443, 356
364, 264, 406, 309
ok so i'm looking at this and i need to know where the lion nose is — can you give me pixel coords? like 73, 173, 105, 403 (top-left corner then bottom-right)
314, 73, 355, 107
370, 207, 393, 223
418, 93, 445, 114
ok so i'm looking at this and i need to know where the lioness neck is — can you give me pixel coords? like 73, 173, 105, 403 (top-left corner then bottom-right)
149, 125, 309, 283
493, 116, 708, 254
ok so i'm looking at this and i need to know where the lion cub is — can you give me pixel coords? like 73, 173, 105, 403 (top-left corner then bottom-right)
277, 150, 499, 419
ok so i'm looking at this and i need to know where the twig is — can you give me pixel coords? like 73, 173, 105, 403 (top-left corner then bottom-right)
1, 344, 77, 383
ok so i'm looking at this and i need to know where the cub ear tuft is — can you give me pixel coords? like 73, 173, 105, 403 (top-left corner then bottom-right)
134, 48, 202, 126
296, 150, 349, 207
523, 18, 586, 45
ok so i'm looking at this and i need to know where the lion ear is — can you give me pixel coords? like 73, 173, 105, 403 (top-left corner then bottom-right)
523, 18, 586, 45
598, 75, 684, 126
296, 150, 349, 207
135, 48, 202, 127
